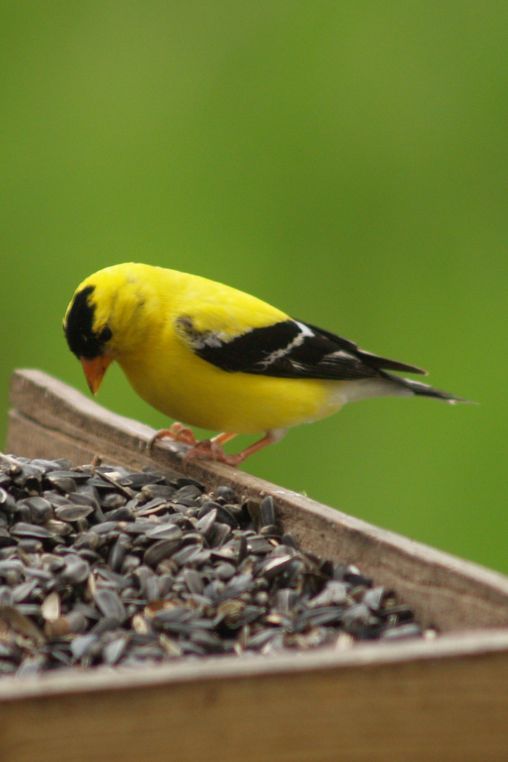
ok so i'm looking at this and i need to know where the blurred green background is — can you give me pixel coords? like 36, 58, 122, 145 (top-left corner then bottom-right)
1, 2, 506, 571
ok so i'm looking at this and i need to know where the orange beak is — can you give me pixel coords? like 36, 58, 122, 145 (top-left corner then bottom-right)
80, 355, 112, 395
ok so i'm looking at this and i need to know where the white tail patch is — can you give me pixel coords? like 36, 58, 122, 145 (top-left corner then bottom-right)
337, 378, 413, 404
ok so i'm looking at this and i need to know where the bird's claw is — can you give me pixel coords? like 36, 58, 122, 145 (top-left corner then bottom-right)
147, 422, 198, 453
148, 426, 272, 467
183, 439, 243, 467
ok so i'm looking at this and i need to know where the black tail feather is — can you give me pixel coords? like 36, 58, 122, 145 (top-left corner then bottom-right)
357, 350, 427, 376
385, 373, 468, 403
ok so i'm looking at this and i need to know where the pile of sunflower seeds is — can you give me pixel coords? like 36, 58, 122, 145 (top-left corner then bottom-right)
0, 452, 425, 676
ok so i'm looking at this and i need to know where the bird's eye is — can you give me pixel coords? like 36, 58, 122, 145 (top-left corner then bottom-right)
99, 326, 112, 342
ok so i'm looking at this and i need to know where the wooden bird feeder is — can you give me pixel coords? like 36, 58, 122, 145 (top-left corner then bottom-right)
2, 368, 508, 762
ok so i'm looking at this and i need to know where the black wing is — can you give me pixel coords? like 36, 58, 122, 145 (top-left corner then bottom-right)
177, 316, 426, 381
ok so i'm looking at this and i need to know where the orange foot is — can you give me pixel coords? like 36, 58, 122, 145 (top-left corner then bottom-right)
184, 440, 236, 465
147, 422, 198, 453
184, 430, 286, 467
183, 432, 239, 465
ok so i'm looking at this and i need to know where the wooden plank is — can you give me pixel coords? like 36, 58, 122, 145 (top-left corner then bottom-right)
7, 369, 508, 631
1, 633, 508, 761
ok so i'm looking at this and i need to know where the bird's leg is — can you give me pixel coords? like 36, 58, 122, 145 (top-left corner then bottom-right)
147, 422, 198, 452
224, 429, 286, 465
211, 432, 238, 447
185, 430, 286, 466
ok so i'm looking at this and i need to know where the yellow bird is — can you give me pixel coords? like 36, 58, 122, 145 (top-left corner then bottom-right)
63, 263, 462, 465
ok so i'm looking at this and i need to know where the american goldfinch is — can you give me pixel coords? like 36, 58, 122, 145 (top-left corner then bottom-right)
64, 263, 462, 465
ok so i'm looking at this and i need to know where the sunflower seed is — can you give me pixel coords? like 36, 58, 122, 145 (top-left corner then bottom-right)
212, 485, 237, 503
143, 539, 181, 567
71, 634, 98, 660
41, 592, 61, 622
12, 580, 38, 603
17, 496, 53, 524
10, 523, 55, 540
309, 581, 349, 608
145, 523, 183, 542
94, 589, 127, 623
45, 473, 78, 493
101, 493, 127, 511
55, 504, 94, 522
196, 508, 217, 537
171, 544, 202, 566
60, 556, 90, 584
103, 636, 128, 664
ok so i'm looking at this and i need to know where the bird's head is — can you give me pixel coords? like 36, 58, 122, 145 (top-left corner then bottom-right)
63, 263, 152, 394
